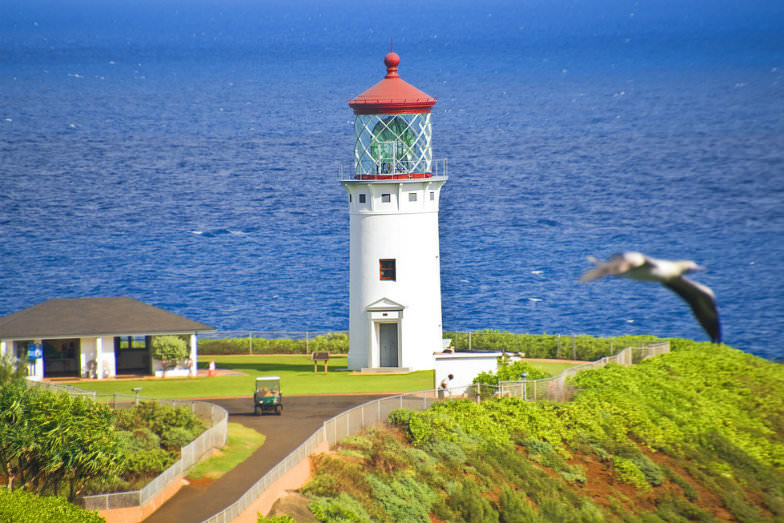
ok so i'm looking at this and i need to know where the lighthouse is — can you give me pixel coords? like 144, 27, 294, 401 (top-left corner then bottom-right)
341, 52, 447, 372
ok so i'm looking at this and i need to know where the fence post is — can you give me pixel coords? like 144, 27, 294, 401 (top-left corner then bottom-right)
306, 331, 309, 354
249, 332, 252, 354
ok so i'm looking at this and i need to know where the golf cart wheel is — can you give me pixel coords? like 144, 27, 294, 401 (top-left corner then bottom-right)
275, 404, 282, 415
254, 406, 260, 416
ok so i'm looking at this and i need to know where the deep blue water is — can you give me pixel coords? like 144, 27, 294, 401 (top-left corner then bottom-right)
1, 1, 783, 360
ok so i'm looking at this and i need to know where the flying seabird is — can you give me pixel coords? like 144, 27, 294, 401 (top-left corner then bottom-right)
580, 252, 721, 343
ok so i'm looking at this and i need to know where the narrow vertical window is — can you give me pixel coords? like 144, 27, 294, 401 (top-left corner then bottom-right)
379, 259, 396, 281
430, 191, 435, 201
349, 194, 352, 202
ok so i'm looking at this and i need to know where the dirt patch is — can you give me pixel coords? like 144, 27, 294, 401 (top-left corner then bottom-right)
184, 476, 216, 490
267, 492, 319, 523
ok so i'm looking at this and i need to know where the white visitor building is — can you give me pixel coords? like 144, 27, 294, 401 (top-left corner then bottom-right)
0, 297, 214, 380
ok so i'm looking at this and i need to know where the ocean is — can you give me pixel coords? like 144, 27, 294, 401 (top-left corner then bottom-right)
1, 0, 783, 360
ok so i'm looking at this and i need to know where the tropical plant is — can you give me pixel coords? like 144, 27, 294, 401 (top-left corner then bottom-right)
0, 354, 27, 386
0, 384, 123, 500
151, 335, 189, 376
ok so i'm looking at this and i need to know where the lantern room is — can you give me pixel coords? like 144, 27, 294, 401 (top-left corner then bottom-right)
348, 52, 441, 179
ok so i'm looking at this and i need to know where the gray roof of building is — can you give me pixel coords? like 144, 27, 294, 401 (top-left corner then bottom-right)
0, 297, 215, 340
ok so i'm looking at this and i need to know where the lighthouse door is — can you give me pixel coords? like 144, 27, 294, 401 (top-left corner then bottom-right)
379, 323, 399, 367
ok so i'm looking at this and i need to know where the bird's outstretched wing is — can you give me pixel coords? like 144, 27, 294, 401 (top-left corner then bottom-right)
580, 253, 645, 282
663, 277, 722, 344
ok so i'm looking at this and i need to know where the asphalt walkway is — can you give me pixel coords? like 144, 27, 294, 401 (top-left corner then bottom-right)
143, 394, 385, 523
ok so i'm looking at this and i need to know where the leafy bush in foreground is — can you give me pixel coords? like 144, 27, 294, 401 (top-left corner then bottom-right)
0, 486, 105, 523
302, 340, 784, 523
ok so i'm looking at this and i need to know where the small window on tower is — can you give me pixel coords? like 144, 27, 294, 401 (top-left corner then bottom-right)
381, 193, 391, 203
349, 194, 352, 202
359, 194, 367, 203
379, 259, 396, 281
408, 192, 417, 202
430, 191, 435, 201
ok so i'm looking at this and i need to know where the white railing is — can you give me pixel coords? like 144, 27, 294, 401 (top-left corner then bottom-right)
498, 342, 670, 402
338, 159, 447, 182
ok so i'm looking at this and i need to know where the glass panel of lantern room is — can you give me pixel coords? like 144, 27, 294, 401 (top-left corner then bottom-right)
354, 113, 431, 175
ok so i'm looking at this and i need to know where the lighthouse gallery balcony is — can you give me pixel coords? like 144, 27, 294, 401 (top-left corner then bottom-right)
338, 158, 448, 182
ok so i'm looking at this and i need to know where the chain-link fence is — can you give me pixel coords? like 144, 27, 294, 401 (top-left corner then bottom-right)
445, 331, 667, 361
497, 341, 670, 402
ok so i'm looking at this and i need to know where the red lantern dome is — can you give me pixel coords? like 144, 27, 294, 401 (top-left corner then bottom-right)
348, 52, 436, 115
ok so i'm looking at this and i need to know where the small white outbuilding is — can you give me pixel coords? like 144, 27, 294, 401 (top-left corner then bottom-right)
0, 297, 214, 380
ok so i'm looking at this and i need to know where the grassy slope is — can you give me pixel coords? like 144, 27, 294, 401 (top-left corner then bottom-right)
300, 341, 784, 523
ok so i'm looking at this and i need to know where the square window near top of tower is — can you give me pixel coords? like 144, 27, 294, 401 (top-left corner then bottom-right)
359, 194, 367, 203
408, 192, 417, 202
379, 259, 396, 281
381, 193, 391, 203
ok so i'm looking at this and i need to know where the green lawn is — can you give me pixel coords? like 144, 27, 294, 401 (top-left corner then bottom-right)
187, 422, 265, 481
74, 354, 435, 399
70, 354, 579, 400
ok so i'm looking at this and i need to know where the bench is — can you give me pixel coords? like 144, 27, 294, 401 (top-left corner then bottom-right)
312, 352, 330, 374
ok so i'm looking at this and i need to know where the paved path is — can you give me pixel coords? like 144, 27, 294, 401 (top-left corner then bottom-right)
143, 394, 385, 523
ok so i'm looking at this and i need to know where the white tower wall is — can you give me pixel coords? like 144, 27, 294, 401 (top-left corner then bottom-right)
344, 180, 445, 371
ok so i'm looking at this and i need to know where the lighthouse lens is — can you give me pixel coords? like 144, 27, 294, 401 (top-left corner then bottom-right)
354, 113, 431, 176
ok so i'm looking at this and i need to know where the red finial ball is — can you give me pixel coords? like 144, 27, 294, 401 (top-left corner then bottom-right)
384, 52, 400, 68
384, 52, 400, 78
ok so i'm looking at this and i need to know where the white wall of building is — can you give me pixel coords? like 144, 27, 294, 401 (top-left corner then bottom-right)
434, 352, 502, 395
344, 179, 445, 371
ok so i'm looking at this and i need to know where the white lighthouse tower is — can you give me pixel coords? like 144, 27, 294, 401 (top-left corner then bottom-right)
341, 52, 447, 372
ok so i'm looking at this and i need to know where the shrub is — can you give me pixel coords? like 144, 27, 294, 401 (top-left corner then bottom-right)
0, 486, 105, 523
0, 385, 123, 500
257, 516, 295, 523
308, 493, 371, 523
444, 479, 499, 523
367, 473, 438, 523
499, 486, 539, 523
151, 335, 189, 374
473, 358, 551, 386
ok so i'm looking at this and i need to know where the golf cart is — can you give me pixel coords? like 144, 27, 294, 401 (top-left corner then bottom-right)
254, 376, 282, 415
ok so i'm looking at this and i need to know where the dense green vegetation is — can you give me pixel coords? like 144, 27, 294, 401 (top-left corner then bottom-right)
0, 381, 123, 501
92, 400, 206, 492
0, 487, 105, 523
199, 331, 660, 361
199, 332, 349, 355
473, 357, 553, 386
447, 331, 663, 361
0, 358, 206, 522
301, 341, 784, 523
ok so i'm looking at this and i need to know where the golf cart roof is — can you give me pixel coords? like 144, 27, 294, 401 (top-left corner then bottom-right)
256, 376, 280, 381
